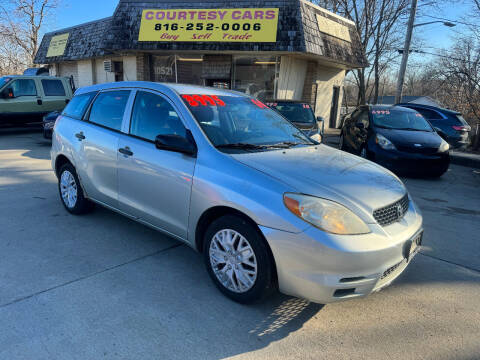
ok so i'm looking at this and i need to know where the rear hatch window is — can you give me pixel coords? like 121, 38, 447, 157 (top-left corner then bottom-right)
267, 102, 316, 124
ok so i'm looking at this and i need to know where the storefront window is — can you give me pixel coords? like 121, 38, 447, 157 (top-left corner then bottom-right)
152, 55, 176, 83
232, 56, 279, 101
176, 55, 204, 86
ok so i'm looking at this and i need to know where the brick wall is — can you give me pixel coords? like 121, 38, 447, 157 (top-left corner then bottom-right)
301, 61, 318, 106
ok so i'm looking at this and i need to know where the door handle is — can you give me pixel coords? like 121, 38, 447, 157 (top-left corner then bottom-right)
75, 132, 85, 140
119, 147, 133, 156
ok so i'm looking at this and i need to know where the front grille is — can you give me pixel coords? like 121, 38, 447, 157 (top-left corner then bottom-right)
396, 144, 439, 155
373, 194, 409, 226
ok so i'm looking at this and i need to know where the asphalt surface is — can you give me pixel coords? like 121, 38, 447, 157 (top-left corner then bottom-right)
1, 131, 479, 360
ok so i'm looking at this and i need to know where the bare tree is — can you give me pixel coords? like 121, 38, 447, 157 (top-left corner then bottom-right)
311, 0, 410, 105
0, 0, 59, 72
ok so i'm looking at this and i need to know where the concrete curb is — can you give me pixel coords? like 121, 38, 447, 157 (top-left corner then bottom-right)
450, 151, 480, 169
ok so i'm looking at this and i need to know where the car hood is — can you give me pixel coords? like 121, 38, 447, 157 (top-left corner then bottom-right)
230, 145, 406, 220
375, 127, 442, 148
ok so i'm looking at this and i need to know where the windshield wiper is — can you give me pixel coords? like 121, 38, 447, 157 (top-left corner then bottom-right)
216, 142, 307, 151
216, 143, 266, 150
397, 128, 429, 132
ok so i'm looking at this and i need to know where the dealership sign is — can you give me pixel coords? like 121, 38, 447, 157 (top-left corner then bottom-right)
46, 33, 69, 57
138, 8, 279, 42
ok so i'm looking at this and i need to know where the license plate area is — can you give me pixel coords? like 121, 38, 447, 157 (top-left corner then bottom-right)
404, 231, 423, 262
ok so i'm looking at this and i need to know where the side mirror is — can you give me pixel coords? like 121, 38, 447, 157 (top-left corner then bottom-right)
316, 116, 325, 141
155, 131, 197, 156
1, 88, 14, 99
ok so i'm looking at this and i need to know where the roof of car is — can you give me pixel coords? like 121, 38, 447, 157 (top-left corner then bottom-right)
75, 81, 247, 98
1, 75, 66, 80
396, 102, 461, 115
265, 99, 309, 104
369, 104, 417, 112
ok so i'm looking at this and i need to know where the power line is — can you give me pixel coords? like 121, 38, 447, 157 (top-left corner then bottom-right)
420, 14, 478, 27
398, 48, 479, 64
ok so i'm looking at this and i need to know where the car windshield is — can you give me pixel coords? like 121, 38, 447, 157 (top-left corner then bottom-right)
372, 109, 433, 131
181, 94, 314, 151
0, 77, 12, 89
268, 102, 316, 124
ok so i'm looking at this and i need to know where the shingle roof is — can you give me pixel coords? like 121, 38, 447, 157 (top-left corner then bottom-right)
35, 0, 367, 68
34, 17, 113, 64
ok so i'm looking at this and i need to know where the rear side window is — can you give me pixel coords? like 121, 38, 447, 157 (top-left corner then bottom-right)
130, 91, 185, 141
41, 80, 66, 96
7, 79, 37, 96
88, 91, 130, 131
62, 92, 97, 120
414, 108, 442, 120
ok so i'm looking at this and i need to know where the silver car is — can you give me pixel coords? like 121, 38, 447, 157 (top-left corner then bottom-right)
51, 82, 423, 304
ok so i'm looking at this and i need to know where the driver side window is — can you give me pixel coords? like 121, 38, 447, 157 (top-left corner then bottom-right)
130, 91, 186, 142
6, 79, 37, 97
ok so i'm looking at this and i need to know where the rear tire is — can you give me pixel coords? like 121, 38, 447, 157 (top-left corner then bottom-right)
203, 215, 275, 304
58, 163, 93, 215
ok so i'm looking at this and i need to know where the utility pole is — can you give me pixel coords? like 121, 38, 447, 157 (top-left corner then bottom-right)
395, 0, 418, 104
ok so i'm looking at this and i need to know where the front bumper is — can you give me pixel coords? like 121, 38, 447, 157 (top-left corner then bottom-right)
371, 145, 450, 175
259, 199, 423, 304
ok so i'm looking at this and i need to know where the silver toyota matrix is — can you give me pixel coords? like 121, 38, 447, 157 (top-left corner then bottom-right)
52, 82, 423, 304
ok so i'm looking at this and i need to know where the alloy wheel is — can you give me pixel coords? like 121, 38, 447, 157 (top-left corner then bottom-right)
209, 229, 258, 293
60, 170, 78, 209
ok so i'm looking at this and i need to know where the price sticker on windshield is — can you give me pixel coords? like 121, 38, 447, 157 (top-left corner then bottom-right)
181, 94, 225, 107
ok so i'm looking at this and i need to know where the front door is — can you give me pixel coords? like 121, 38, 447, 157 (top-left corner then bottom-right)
117, 90, 196, 239
75, 90, 132, 207
0, 78, 43, 123
329, 86, 340, 128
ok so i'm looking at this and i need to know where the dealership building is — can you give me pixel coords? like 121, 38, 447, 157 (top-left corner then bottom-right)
34, 0, 367, 129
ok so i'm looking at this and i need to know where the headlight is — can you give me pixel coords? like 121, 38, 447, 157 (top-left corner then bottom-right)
376, 134, 396, 150
283, 193, 371, 235
439, 139, 450, 152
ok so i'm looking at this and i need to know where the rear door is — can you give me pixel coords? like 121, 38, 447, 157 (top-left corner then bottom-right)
117, 90, 196, 239
75, 90, 133, 208
40, 78, 70, 112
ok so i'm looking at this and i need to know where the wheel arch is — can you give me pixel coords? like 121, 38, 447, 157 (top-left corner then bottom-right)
54, 154, 73, 178
194, 206, 278, 281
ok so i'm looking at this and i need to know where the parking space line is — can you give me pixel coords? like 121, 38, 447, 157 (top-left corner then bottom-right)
0, 243, 183, 310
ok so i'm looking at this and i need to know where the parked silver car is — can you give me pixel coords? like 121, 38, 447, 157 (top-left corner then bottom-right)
51, 82, 423, 304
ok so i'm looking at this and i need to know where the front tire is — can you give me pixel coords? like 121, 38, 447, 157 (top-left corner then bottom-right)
58, 163, 93, 215
203, 215, 275, 304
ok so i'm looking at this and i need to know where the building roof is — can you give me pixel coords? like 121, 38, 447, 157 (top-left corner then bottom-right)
35, 0, 367, 68
35, 17, 113, 64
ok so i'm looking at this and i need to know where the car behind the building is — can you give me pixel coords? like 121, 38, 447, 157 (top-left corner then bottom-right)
51, 82, 423, 305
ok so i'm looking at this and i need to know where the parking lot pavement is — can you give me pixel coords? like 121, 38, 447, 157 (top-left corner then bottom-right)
1, 131, 479, 360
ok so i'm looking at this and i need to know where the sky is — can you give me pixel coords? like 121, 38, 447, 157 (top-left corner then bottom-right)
52, 0, 473, 63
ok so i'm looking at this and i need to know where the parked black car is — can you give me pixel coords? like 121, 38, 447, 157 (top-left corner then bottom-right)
397, 103, 471, 149
42, 111, 60, 139
266, 100, 323, 142
340, 105, 450, 177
